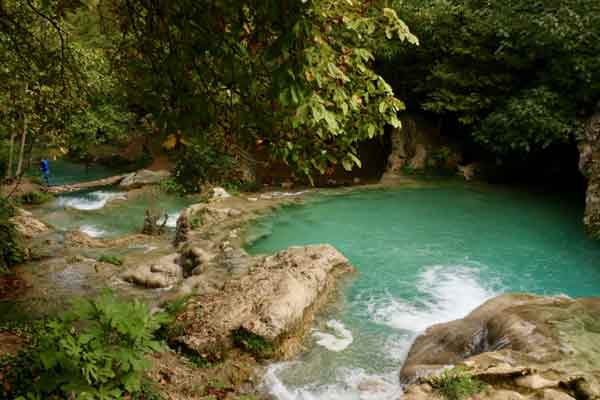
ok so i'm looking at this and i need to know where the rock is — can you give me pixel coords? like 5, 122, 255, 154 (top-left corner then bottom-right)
515, 374, 558, 390
119, 169, 171, 189
400, 294, 600, 400
537, 389, 576, 400
9, 208, 48, 238
578, 105, 600, 238
121, 253, 182, 288
0, 332, 25, 357
211, 187, 231, 201
385, 114, 462, 176
179, 204, 242, 228
458, 163, 480, 181
174, 244, 355, 359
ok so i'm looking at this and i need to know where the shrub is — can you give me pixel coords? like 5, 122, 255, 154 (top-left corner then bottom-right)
97, 254, 124, 266
231, 328, 273, 359
18, 190, 54, 205
0, 197, 25, 272
158, 177, 186, 195
427, 367, 486, 400
3, 290, 167, 400
173, 138, 236, 194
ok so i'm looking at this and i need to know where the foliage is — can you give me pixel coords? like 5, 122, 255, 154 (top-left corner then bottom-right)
231, 328, 273, 360
426, 367, 486, 400
158, 178, 186, 195
18, 190, 54, 205
154, 294, 193, 342
97, 254, 123, 266
385, 0, 600, 156
3, 290, 167, 400
109, 0, 417, 180
173, 138, 237, 194
0, 196, 25, 272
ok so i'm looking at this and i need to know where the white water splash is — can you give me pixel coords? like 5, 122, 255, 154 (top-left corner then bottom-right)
371, 265, 496, 333
263, 265, 496, 400
57, 191, 127, 211
164, 212, 180, 228
263, 363, 403, 400
312, 320, 353, 352
79, 224, 106, 238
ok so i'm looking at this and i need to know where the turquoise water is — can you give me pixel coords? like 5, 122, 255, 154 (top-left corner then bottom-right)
35, 188, 192, 238
247, 181, 600, 400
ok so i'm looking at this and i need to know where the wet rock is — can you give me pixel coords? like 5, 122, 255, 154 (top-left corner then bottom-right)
122, 253, 182, 288
174, 244, 355, 360
119, 169, 171, 189
10, 208, 48, 238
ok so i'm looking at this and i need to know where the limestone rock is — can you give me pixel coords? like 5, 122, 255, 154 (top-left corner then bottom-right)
10, 208, 48, 238
400, 294, 600, 400
385, 114, 462, 176
119, 169, 171, 189
174, 244, 355, 359
515, 374, 558, 390
537, 389, 576, 400
578, 106, 600, 238
122, 253, 182, 288
211, 187, 231, 201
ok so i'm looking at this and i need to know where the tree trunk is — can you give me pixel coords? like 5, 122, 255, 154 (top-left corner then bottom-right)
6, 131, 16, 180
15, 84, 27, 178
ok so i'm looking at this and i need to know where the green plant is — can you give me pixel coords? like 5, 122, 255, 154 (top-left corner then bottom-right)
3, 290, 167, 400
427, 367, 486, 400
97, 254, 124, 266
159, 177, 186, 195
0, 197, 25, 273
173, 139, 237, 194
231, 328, 273, 359
18, 191, 54, 205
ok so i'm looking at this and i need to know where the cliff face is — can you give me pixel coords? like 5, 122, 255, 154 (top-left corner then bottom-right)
579, 107, 600, 239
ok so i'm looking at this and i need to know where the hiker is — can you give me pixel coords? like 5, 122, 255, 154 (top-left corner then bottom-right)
40, 159, 50, 186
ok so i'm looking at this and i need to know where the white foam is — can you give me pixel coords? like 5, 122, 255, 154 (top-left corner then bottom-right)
164, 211, 180, 228
79, 225, 106, 238
312, 320, 353, 352
57, 191, 127, 211
263, 363, 402, 400
263, 265, 496, 400
372, 265, 496, 333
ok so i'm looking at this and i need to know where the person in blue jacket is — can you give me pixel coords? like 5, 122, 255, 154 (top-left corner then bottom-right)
40, 159, 50, 186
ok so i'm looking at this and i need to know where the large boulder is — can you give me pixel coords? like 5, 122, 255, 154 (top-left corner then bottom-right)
579, 106, 600, 239
173, 244, 355, 360
119, 169, 171, 189
400, 294, 600, 400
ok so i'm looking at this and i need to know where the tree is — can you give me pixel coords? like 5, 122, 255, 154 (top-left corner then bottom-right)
108, 0, 417, 180
384, 0, 600, 155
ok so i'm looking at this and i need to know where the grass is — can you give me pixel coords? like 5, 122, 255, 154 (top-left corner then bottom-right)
426, 367, 487, 400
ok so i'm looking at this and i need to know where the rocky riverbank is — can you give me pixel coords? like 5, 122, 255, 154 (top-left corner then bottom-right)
400, 294, 600, 400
